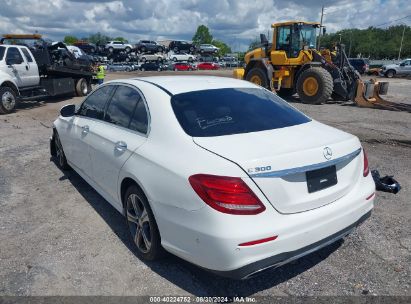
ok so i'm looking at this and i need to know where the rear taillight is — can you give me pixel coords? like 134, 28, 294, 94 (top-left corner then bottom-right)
189, 174, 266, 215
363, 149, 369, 177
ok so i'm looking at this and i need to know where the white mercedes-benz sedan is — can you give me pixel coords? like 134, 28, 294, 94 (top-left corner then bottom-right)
50, 76, 375, 279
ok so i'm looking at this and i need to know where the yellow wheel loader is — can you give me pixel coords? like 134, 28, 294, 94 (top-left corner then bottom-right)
234, 21, 410, 112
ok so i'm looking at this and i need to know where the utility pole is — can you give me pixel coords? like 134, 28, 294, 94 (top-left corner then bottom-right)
318, 5, 325, 50
398, 24, 406, 60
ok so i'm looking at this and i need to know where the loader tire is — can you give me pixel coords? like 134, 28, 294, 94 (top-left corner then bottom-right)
296, 67, 333, 104
246, 68, 270, 89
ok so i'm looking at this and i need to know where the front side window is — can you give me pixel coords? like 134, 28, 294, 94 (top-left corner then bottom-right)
6, 47, 24, 63
104, 85, 141, 128
78, 85, 115, 119
171, 88, 310, 137
0, 46, 6, 60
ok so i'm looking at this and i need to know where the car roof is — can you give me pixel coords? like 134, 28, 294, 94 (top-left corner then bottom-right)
109, 76, 258, 95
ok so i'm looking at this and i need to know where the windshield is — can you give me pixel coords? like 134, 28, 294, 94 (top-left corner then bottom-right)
298, 25, 317, 49
171, 88, 310, 137
0, 46, 5, 60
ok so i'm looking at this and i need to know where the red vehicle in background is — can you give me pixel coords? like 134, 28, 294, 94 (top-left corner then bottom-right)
173, 62, 196, 71
197, 62, 219, 70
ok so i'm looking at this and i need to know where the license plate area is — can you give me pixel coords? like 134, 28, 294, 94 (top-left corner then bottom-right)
306, 165, 337, 193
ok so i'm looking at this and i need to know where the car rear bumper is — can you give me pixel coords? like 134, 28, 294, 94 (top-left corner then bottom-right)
157, 172, 375, 279
209, 211, 371, 279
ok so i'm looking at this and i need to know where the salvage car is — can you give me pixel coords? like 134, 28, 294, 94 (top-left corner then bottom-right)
168, 52, 196, 62
139, 53, 166, 63
198, 44, 219, 54
348, 58, 369, 75
135, 40, 164, 54
107, 63, 134, 72
169, 40, 196, 54
139, 62, 163, 71
173, 62, 196, 71
105, 41, 133, 53
197, 62, 219, 70
382, 58, 411, 78
50, 76, 375, 279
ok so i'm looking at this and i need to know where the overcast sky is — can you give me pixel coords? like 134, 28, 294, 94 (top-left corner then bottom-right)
0, 0, 410, 50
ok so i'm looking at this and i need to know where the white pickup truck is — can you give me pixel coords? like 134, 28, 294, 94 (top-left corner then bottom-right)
0, 42, 94, 114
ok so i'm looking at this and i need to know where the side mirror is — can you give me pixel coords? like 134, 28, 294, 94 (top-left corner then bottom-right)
60, 104, 76, 117
260, 34, 268, 45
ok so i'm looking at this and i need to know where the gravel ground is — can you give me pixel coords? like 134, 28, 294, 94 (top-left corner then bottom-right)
0, 70, 410, 297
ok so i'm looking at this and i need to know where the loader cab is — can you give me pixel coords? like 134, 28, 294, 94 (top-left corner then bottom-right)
273, 22, 320, 59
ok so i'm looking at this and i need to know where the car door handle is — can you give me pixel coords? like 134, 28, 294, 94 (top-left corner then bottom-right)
115, 141, 127, 151
82, 125, 89, 134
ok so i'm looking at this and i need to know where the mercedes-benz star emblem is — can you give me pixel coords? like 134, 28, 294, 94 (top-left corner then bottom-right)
323, 147, 333, 160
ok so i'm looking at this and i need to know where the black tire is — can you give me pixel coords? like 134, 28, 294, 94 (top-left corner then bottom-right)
54, 131, 70, 170
141, 57, 146, 63
124, 185, 164, 261
157, 68, 161, 72
173, 47, 179, 53
296, 67, 333, 104
188, 57, 193, 62
0, 86, 17, 114
75, 78, 88, 96
125, 47, 131, 53
189, 47, 194, 53
125, 67, 131, 72
385, 70, 395, 78
173, 57, 177, 62
245, 67, 270, 89
277, 88, 294, 98
141, 67, 145, 71
108, 47, 114, 53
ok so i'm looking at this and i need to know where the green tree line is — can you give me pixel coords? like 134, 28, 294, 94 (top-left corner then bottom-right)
320, 25, 410, 59
63, 33, 128, 45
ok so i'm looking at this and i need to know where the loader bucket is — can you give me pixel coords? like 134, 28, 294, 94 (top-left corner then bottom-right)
354, 79, 411, 112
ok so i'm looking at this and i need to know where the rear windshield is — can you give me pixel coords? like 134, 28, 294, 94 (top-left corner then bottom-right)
0, 46, 5, 60
171, 88, 310, 137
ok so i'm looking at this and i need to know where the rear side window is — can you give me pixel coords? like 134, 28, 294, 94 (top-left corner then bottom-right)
21, 48, 33, 62
104, 85, 141, 128
78, 85, 115, 119
171, 88, 310, 137
129, 100, 149, 134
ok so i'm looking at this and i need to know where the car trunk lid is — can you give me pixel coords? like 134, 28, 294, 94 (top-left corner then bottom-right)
193, 121, 362, 214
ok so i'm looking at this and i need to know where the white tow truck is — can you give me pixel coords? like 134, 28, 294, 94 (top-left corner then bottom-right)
0, 34, 95, 114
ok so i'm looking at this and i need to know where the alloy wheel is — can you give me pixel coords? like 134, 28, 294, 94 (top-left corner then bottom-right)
126, 193, 152, 254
